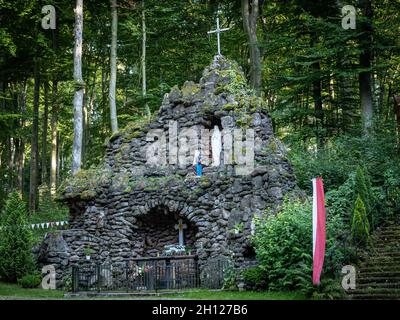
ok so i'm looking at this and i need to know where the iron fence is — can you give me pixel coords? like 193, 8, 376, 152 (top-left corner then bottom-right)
71, 255, 232, 292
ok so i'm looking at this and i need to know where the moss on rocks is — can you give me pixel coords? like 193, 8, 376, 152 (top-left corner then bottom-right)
181, 81, 200, 102
57, 166, 112, 201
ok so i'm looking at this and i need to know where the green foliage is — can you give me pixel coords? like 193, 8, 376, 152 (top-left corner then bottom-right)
222, 265, 237, 291
351, 196, 370, 246
252, 195, 355, 292
58, 166, 112, 200
369, 168, 400, 226
309, 278, 346, 300
252, 198, 313, 291
0, 192, 35, 283
242, 266, 267, 290
17, 272, 41, 289
325, 174, 355, 220
63, 274, 73, 292
83, 247, 93, 256
288, 132, 399, 192
354, 166, 372, 220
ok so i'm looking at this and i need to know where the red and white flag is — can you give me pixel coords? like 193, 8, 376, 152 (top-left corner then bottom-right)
312, 177, 326, 285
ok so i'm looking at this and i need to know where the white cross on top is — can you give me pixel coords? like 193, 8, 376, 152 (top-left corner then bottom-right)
207, 16, 230, 56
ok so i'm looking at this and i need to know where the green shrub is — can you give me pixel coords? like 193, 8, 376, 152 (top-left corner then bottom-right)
252, 196, 354, 292
354, 166, 371, 213
325, 173, 355, 220
310, 278, 346, 300
222, 265, 237, 290
17, 272, 42, 288
351, 195, 370, 246
242, 266, 267, 289
252, 198, 313, 291
0, 192, 36, 282
381, 169, 400, 218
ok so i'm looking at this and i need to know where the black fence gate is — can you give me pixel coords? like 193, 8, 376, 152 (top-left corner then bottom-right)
72, 255, 232, 292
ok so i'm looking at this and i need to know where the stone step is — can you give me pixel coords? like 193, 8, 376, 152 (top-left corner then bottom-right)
358, 271, 400, 278
374, 232, 400, 239
371, 238, 400, 245
350, 288, 400, 295
357, 276, 400, 284
361, 261, 400, 268
367, 249, 400, 256
373, 239, 400, 245
357, 282, 400, 289
358, 266, 400, 273
350, 294, 400, 300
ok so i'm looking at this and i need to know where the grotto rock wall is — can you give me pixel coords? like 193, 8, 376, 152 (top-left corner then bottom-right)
46, 56, 298, 278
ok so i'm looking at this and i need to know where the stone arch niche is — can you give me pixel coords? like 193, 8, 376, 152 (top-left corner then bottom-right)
134, 205, 198, 257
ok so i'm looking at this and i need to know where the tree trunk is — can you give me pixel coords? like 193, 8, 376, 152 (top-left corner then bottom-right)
72, 0, 84, 175
29, 58, 40, 212
241, 0, 262, 96
142, 0, 151, 118
17, 80, 27, 197
50, 80, 58, 196
312, 60, 324, 149
394, 95, 400, 146
359, 0, 374, 133
109, 0, 119, 133
41, 81, 49, 185
102, 60, 109, 138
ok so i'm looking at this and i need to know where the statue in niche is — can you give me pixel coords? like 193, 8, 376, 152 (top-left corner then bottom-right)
211, 125, 222, 167
192, 150, 203, 177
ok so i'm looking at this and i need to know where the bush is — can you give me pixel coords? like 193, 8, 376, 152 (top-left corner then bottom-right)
252, 196, 354, 292
351, 196, 370, 246
354, 166, 371, 214
325, 173, 355, 220
222, 264, 237, 290
17, 272, 42, 288
242, 266, 267, 290
0, 192, 36, 282
309, 278, 347, 300
252, 198, 313, 291
381, 169, 400, 219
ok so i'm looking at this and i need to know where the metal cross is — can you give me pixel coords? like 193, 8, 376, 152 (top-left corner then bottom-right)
174, 219, 187, 246
207, 16, 230, 56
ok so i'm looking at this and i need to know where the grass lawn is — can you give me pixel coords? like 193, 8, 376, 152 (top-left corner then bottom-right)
0, 282, 65, 299
0, 282, 306, 300
159, 289, 306, 300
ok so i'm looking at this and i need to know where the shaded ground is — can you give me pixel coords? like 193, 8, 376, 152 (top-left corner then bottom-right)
0, 282, 306, 300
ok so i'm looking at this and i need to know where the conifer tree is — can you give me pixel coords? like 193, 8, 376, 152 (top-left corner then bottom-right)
0, 192, 35, 282
351, 195, 370, 246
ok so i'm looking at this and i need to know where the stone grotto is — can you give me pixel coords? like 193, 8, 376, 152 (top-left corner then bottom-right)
38, 55, 298, 285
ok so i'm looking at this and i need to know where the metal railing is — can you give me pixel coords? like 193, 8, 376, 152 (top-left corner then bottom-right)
71, 255, 231, 293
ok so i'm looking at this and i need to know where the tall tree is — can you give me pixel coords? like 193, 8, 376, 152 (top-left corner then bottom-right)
142, 0, 150, 118
241, 0, 262, 96
50, 80, 58, 196
17, 80, 27, 197
41, 81, 49, 184
109, 0, 119, 133
29, 58, 40, 212
358, 0, 374, 132
72, 0, 84, 175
